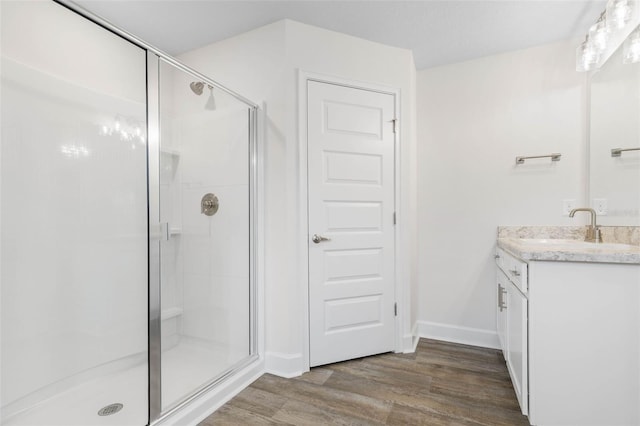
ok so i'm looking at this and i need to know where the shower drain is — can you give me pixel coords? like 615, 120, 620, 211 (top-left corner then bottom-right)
98, 403, 123, 416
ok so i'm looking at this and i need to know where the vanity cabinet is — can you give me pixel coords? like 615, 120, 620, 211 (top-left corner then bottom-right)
497, 242, 640, 426
527, 261, 640, 426
495, 248, 528, 416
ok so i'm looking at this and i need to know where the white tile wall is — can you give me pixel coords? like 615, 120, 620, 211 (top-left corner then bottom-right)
1, 1, 147, 413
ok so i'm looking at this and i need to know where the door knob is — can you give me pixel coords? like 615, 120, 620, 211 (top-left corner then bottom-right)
312, 234, 330, 244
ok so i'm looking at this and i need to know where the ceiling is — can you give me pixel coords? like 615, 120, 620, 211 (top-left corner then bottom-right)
75, 0, 607, 69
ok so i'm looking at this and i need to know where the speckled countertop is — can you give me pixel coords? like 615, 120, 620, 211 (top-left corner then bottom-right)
497, 226, 640, 265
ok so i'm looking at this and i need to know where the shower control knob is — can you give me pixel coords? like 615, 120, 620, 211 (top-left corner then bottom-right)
312, 234, 330, 244
201, 193, 219, 216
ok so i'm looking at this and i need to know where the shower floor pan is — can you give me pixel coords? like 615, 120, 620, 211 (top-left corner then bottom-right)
4, 339, 238, 426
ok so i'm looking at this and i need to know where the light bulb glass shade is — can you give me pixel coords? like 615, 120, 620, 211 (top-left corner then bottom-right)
589, 18, 610, 51
623, 25, 640, 63
607, 0, 633, 30
576, 39, 600, 71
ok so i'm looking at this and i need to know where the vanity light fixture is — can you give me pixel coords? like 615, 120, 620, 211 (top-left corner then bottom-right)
623, 25, 640, 62
576, 0, 639, 71
590, 12, 610, 52
576, 37, 600, 72
607, 0, 633, 30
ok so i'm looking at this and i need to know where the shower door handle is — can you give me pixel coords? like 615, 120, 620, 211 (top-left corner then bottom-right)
160, 222, 170, 241
150, 222, 170, 241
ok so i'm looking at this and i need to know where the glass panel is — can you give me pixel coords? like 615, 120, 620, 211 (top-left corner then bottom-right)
590, 30, 640, 226
158, 60, 251, 411
1, 2, 148, 425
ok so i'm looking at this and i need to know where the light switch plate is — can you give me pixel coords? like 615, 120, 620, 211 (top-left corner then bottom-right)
593, 198, 608, 215
562, 199, 576, 216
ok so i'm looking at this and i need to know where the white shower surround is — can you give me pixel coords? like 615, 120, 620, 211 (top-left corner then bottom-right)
1, 2, 261, 425
1, 2, 148, 421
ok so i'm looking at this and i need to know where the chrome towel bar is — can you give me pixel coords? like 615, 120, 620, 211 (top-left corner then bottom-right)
515, 153, 561, 165
611, 147, 640, 157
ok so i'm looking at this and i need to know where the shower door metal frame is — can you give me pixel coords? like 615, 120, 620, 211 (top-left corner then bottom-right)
147, 53, 162, 422
148, 56, 260, 424
53, 2, 260, 425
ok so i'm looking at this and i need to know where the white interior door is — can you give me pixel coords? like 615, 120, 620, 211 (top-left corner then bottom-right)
307, 80, 396, 367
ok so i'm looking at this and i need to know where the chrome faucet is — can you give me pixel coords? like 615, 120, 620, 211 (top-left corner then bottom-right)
569, 208, 603, 243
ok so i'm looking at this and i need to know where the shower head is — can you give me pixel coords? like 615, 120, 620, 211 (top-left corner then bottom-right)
190, 81, 205, 95
190, 81, 216, 110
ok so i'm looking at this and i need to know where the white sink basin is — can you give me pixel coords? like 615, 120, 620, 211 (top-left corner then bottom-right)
518, 239, 638, 251
519, 239, 581, 245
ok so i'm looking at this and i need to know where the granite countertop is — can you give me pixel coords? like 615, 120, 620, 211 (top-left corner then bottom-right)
497, 226, 640, 264
497, 238, 640, 264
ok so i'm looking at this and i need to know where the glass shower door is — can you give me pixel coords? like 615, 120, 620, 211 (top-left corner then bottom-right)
156, 59, 252, 412
1, 2, 148, 425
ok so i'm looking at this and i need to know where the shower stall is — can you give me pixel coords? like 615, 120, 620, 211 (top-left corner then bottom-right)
0, 1, 258, 425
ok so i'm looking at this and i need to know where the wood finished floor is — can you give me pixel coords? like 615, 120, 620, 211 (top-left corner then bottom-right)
199, 339, 530, 425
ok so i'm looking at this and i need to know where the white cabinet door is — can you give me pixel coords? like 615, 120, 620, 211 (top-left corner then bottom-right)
528, 261, 640, 426
497, 253, 528, 417
506, 281, 528, 416
496, 270, 509, 355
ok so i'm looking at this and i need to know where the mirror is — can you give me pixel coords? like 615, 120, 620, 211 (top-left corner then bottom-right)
590, 26, 640, 226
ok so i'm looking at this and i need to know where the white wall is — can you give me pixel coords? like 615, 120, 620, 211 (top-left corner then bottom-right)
284, 22, 419, 355
416, 39, 588, 348
180, 15, 587, 366
179, 19, 417, 375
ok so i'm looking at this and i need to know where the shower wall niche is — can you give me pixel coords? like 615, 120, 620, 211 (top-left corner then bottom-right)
1, 2, 258, 425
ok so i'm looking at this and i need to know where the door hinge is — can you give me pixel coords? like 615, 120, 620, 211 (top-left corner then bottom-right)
391, 118, 398, 134
393, 212, 396, 225
394, 302, 398, 316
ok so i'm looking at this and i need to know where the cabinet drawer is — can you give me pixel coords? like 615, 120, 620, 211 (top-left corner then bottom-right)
496, 247, 528, 293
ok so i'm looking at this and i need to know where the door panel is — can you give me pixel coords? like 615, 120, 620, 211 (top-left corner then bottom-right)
308, 81, 395, 367
324, 151, 383, 184
325, 201, 382, 231
325, 295, 383, 330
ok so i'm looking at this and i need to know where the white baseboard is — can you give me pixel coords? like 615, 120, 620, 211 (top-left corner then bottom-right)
156, 357, 264, 426
401, 332, 416, 354
264, 351, 305, 378
410, 322, 421, 352
415, 320, 500, 350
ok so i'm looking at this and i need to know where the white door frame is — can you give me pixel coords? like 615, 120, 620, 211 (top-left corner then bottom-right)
297, 70, 405, 371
